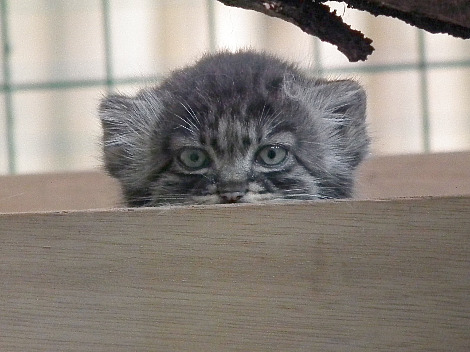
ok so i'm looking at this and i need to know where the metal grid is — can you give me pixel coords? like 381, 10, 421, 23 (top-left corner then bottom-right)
0, 0, 159, 173
1, 0, 470, 174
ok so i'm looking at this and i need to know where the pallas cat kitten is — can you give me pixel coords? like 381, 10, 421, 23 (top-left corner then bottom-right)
99, 51, 369, 207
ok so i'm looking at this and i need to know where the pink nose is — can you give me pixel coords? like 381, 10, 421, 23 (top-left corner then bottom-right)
219, 191, 245, 203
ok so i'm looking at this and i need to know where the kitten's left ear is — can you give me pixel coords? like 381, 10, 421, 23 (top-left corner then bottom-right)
319, 79, 366, 120
317, 79, 369, 168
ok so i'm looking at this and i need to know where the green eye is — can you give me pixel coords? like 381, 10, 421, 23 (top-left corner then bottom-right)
178, 148, 210, 170
257, 145, 288, 166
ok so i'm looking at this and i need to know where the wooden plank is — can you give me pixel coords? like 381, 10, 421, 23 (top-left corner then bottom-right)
0, 197, 469, 351
0, 171, 122, 213
356, 151, 470, 199
0, 152, 469, 212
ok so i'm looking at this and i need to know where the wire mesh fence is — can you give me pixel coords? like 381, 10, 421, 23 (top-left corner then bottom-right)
1, 0, 470, 174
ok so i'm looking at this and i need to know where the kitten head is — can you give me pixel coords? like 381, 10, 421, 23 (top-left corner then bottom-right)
99, 51, 369, 206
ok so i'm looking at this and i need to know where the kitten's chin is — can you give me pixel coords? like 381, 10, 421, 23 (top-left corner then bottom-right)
191, 194, 221, 205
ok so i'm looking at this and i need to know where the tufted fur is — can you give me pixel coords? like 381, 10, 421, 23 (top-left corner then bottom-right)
99, 50, 369, 206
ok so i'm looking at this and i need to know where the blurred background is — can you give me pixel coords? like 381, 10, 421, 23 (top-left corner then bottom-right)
1, 0, 469, 175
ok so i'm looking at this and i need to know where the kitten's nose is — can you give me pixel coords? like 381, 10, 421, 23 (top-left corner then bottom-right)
217, 175, 247, 203
219, 191, 245, 203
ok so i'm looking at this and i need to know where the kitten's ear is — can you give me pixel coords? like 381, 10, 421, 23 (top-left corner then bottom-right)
98, 91, 161, 183
317, 79, 369, 168
99, 94, 136, 141
99, 94, 137, 178
286, 77, 369, 168
319, 79, 366, 121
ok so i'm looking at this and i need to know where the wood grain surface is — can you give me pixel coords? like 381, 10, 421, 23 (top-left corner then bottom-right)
1, 197, 469, 351
0, 170, 122, 213
355, 151, 470, 199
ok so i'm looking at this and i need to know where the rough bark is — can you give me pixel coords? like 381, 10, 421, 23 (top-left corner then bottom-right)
217, 0, 470, 62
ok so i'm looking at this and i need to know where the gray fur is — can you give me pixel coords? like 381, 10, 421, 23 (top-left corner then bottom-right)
99, 50, 369, 206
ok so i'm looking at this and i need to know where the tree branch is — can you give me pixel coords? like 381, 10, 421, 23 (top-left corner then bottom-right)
218, 0, 374, 62
217, 0, 470, 62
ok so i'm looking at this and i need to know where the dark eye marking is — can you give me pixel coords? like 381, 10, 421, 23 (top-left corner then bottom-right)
210, 137, 218, 148
242, 136, 251, 148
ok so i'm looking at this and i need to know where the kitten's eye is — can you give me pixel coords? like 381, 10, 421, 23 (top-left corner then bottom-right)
256, 145, 288, 167
178, 148, 210, 170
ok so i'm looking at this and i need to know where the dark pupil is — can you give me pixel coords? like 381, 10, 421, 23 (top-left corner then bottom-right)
190, 153, 200, 162
267, 148, 276, 160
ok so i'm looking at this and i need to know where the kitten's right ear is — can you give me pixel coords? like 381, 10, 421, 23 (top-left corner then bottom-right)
99, 94, 136, 177
99, 94, 135, 137
98, 91, 161, 183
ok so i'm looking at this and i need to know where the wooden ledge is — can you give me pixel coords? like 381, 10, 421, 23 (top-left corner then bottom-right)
0, 196, 469, 350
